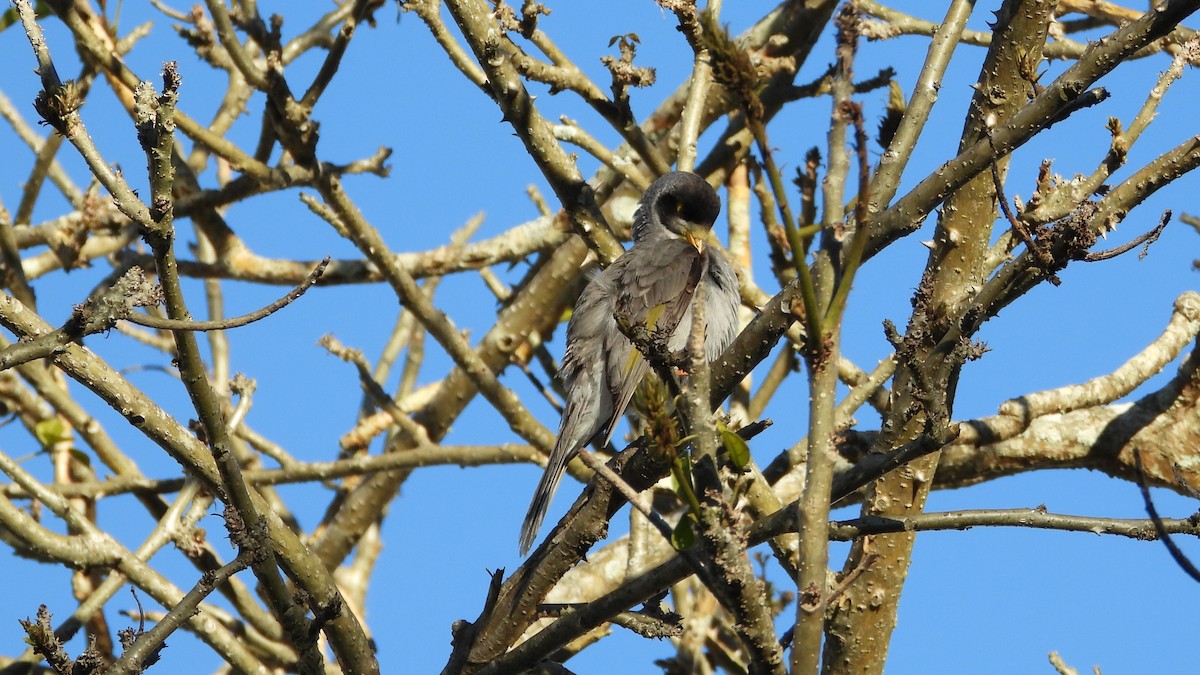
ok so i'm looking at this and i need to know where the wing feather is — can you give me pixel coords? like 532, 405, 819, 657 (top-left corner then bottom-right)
601, 240, 705, 442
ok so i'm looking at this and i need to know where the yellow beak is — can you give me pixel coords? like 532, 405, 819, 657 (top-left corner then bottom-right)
684, 228, 705, 254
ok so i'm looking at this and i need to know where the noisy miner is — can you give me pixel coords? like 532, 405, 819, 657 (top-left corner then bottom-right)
519, 171, 740, 555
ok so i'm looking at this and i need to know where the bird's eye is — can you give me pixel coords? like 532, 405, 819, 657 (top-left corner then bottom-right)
674, 201, 684, 215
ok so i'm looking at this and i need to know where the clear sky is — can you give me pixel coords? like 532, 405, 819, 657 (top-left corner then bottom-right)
1, 2, 1197, 673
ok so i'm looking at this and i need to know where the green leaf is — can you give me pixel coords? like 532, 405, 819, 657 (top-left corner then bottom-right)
721, 428, 751, 471
33, 419, 70, 448
0, 2, 51, 33
671, 514, 696, 551
672, 453, 693, 495
69, 448, 91, 468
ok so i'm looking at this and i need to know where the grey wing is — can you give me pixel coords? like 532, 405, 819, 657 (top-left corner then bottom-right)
599, 325, 646, 445
560, 264, 620, 387
518, 352, 610, 554
558, 261, 623, 449
518, 265, 619, 554
601, 242, 704, 443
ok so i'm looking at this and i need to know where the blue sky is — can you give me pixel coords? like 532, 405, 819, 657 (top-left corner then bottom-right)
1, 1, 1198, 673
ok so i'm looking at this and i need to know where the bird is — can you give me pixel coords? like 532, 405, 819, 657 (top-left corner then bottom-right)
518, 171, 740, 555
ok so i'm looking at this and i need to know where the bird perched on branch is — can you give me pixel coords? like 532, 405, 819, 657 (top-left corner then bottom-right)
518, 171, 740, 555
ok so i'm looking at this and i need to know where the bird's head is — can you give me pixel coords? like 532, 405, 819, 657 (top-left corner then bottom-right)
632, 172, 722, 253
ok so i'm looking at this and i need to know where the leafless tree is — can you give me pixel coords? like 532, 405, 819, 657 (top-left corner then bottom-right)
0, 1, 1198, 674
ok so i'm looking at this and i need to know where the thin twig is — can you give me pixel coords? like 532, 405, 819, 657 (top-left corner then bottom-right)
987, 131, 1055, 275
1133, 450, 1200, 583
108, 553, 252, 675
1083, 210, 1170, 262
124, 258, 330, 331
575, 449, 673, 543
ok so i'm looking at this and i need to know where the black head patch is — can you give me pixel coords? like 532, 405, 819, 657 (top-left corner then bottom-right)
633, 172, 722, 242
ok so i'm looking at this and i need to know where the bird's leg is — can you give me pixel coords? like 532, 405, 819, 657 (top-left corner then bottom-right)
650, 326, 694, 374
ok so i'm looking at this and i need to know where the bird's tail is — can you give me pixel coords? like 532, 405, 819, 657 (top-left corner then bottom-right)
518, 439, 572, 556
